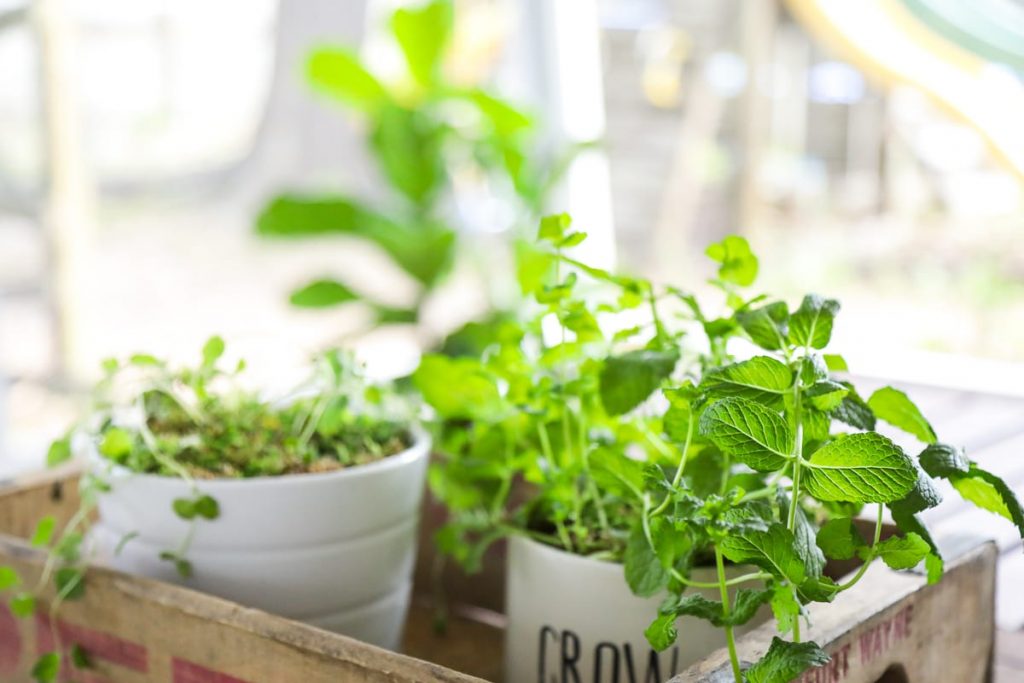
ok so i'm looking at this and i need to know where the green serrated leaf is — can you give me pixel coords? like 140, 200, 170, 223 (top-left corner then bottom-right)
867, 387, 936, 444
745, 637, 829, 683
729, 588, 773, 626
951, 465, 1024, 541
919, 443, 970, 478
815, 518, 866, 560
830, 384, 876, 431
803, 433, 917, 503
702, 356, 793, 407
736, 302, 789, 351
806, 380, 848, 412
31, 516, 55, 547
770, 583, 800, 634
413, 355, 503, 421
624, 525, 668, 597
599, 350, 678, 416
788, 295, 840, 349
306, 47, 388, 111
645, 612, 677, 652
31, 652, 60, 682
871, 533, 930, 570
699, 397, 793, 472
706, 235, 758, 286
591, 448, 644, 499
289, 279, 359, 308
719, 524, 807, 584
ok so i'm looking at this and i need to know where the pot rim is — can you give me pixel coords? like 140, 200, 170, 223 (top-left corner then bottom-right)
82, 424, 431, 490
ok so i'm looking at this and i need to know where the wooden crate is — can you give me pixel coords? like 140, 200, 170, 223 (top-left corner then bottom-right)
0, 469, 997, 682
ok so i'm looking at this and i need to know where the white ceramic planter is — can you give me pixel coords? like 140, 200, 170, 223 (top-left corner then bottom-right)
86, 428, 430, 651
505, 536, 768, 683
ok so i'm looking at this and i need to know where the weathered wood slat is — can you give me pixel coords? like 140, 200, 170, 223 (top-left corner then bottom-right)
670, 540, 997, 683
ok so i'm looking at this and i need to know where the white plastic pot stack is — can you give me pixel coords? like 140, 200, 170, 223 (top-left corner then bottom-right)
87, 429, 430, 651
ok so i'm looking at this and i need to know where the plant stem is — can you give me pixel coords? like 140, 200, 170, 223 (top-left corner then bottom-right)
716, 547, 743, 683
669, 567, 771, 589
837, 503, 885, 592
786, 381, 804, 532
650, 419, 693, 518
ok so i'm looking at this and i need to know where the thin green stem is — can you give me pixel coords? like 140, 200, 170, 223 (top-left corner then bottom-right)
837, 504, 885, 592
651, 419, 694, 518
716, 548, 743, 683
669, 567, 772, 589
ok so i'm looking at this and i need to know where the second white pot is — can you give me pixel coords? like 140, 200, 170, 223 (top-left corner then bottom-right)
505, 535, 769, 683
87, 428, 430, 651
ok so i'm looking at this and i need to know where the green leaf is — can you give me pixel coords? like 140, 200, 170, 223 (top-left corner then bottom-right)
660, 593, 725, 626
951, 465, 1024, 541
194, 495, 220, 520
306, 47, 388, 111
46, 437, 72, 468
55, 567, 85, 600
599, 350, 679, 416
172, 498, 196, 520
31, 516, 55, 547
867, 387, 936, 444
699, 397, 793, 472
730, 588, 773, 626
201, 335, 225, 368
888, 500, 943, 584
816, 518, 866, 560
70, 644, 91, 669
645, 612, 677, 652
719, 524, 807, 584
591, 449, 645, 499
10, 593, 35, 617
31, 652, 60, 682
745, 637, 829, 683
872, 533, 930, 570
514, 240, 555, 295
802, 433, 917, 503
99, 428, 133, 460
288, 279, 359, 308
787, 295, 840, 349
414, 355, 503, 420
538, 213, 572, 242
465, 90, 533, 137
705, 235, 758, 286
830, 385, 876, 431
0, 566, 20, 591
662, 387, 694, 443
160, 552, 193, 578
624, 526, 668, 597
823, 354, 848, 371
790, 503, 826, 579
805, 380, 848, 412
736, 302, 789, 351
770, 583, 800, 635
702, 356, 793, 406
919, 443, 970, 478
390, 0, 453, 86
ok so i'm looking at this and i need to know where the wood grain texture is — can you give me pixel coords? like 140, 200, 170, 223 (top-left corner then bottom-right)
670, 541, 997, 683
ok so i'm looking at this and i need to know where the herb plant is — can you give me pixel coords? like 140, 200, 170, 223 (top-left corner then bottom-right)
419, 219, 1024, 682
0, 339, 412, 682
256, 0, 573, 350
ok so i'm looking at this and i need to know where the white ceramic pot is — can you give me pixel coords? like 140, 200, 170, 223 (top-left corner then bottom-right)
87, 428, 430, 651
505, 536, 768, 683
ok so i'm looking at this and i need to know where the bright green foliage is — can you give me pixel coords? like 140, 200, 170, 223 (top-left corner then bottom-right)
30, 652, 60, 682
418, 225, 1024, 683
257, 1, 568, 347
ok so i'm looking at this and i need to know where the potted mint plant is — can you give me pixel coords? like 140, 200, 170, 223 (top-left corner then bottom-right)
416, 219, 772, 682
2, 339, 428, 680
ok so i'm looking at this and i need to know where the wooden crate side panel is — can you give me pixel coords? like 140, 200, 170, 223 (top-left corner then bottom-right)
0, 538, 488, 683
671, 541, 997, 683
0, 467, 83, 540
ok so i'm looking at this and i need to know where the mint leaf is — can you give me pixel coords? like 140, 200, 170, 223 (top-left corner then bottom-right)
730, 588, 773, 626
699, 397, 793, 472
871, 533, 930, 570
662, 387, 694, 443
702, 356, 793, 407
390, 0, 453, 86
816, 518, 866, 561
538, 213, 571, 242
31, 652, 60, 682
46, 437, 72, 468
306, 47, 387, 111
31, 516, 55, 547
919, 443, 969, 478
706, 235, 758, 286
288, 279, 359, 308
788, 501, 826, 578
950, 465, 1024, 542
745, 637, 829, 683
823, 354, 848, 371
0, 567, 19, 591
591, 449, 644, 499
414, 355, 502, 420
99, 428, 133, 460
645, 612, 677, 652
830, 384, 876, 430
624, 526, 667, 597
788, 295, 839, 349
806, 380, 848, 412
867, 387, 936, 444
770, 583, 800, 634
803, 433, 917, 503
719, 524, 807, 584
599, 349, 678, 416
736, 302, 788, 351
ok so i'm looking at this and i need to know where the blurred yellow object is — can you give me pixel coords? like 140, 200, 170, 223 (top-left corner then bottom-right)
642, 28, 691, 109
445, 0, 509, 87
787, 0, 1024, 182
